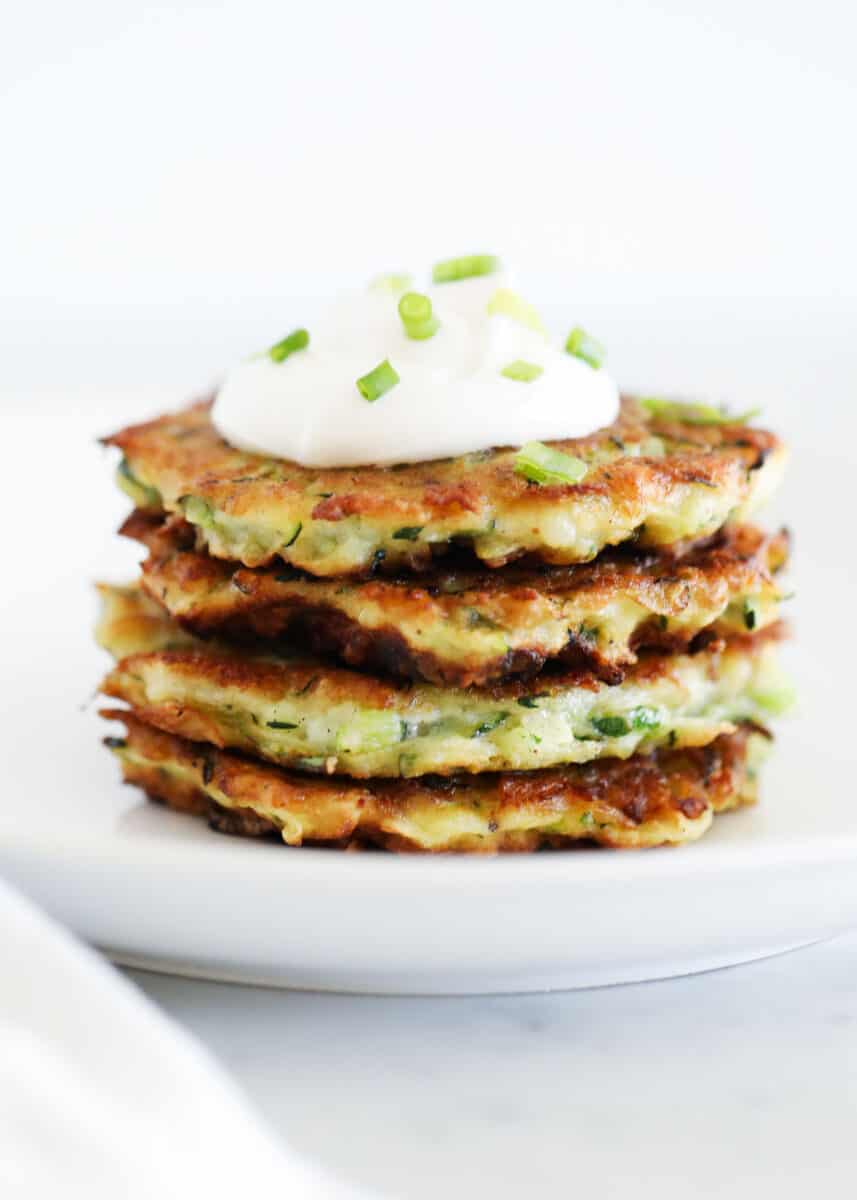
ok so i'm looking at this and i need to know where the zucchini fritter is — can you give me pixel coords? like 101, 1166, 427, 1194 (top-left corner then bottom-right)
104, 396, 786, 577
104, 711, 767, 852
97, 584, 790, 779
126, 512, 788, 687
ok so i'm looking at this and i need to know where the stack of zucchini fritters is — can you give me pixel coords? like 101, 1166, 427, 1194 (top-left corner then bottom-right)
97, 395, 791, 852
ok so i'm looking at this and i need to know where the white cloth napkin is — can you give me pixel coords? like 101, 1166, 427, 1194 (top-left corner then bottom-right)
0, 876, 372, 1200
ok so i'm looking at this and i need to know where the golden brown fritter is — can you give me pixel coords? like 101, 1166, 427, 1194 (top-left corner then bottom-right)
97, 583, 791, 778
104, 709, 767, 852
125, 511, 789, 686
104, 396, 786, 577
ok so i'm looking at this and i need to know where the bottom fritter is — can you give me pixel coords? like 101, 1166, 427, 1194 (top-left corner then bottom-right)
103, 709, 769, 853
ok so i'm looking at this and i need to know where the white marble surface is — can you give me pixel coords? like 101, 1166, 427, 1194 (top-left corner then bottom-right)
126, 935, 857, 1199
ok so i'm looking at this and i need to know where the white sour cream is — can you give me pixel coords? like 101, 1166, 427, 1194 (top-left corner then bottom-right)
212, 271, 620, 467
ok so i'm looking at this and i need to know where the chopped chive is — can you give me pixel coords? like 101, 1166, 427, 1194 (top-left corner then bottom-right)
473, 712, 509, 737
486, 287, 545, 334
564, 326, 605, 369
514, 441, 588, 486
501, 360, 543, 383
398, 292, 440, 340
393, 525, 424, 541
266, 720, 298, 730
743, 598, 761, 631
639, 397, 761, 426
591, 714, 630, 738
269, 328, 309, 363
357, 359, 400, 402
630, 706, 660, 731
432, 254, 500, 283
370, 272, 413, 294
517, 694, 547, 709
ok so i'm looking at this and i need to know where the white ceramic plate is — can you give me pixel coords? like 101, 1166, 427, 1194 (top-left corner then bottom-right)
2, 701, 855, 994
1, 383, 854, 994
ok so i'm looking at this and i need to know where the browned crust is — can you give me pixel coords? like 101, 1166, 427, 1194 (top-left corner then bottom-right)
100, 598, 788, 713
103, 709, 761, 853
124, 510, 789, 687
103, 396, 782, 575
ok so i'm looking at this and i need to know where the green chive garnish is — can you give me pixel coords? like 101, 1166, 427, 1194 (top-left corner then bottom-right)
639, 397, 761, 426
564, 327, 605, 369
514, 441, 587, 486
357, 359, 400, 402
432, 254, 500, 284
743, 598, 762, 631
269, 328, 309, 363
398, 292, 440, 340
472, 712, 510, 737
591, 714, 630, 738
370, 272, 413, 294
630, 706, 660, 731
486, 287, 545, 334
501, 360, 543, 383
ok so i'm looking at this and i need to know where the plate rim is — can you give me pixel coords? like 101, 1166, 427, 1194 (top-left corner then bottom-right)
4, 806, 857, 892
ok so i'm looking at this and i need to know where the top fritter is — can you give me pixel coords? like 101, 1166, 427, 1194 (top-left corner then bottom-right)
105, 396, 785, 578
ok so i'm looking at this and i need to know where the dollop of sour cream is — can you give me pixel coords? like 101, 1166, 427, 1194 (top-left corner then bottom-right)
212, 270, 620, 467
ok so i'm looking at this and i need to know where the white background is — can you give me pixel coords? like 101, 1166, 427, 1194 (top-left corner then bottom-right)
2, 8, 857, 1198
1, 0, 854, 396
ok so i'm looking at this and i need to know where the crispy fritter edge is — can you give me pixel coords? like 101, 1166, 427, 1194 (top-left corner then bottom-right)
103, 396, 786, 576
102, 708, 766, 853
123, 510, 790, 687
